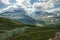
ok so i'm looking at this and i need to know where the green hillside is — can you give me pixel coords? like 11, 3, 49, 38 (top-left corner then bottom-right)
6, 26, 60, 40
0, 17, 25, 30
0, 17, 60, 40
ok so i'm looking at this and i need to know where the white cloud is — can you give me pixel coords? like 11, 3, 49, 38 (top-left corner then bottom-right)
16, 0, 25, 6
33, 0, 55, 10
45, 7, 60, 12
0, 0, 60, 16
2, 0, 10, 5
15, 0, 50, 15
16, 0, 31, 9
0, 4, 18, 13
0, 0, 32, 14
26, 0, 55, 15
15, 0, 32, 15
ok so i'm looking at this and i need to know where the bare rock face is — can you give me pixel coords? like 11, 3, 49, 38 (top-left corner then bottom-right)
48, 32, 60, 40
48, 38, 54, 40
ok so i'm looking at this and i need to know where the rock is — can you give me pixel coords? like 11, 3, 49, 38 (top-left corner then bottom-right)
48, 32, 60, 40
48, 38, 54, 40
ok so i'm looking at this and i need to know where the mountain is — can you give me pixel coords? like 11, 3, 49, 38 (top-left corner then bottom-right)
0, 8, 26, 18
0, 8, 46, 26
0, 17, 36, 31
30, 10, 60, 24
0, 8, 60, 26
0, 17, 60, 40
0, 17, 38, 30
0, 17, 29, 31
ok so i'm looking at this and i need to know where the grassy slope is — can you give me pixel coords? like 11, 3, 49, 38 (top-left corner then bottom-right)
0, 17, 60, 40
10, 26, 60, 40
0, 17, 25, 30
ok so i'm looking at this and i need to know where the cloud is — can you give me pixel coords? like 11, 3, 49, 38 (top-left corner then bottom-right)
0, 4, 18, 13
45, 7, 60, 12
16, 0, 32, 9
55, 0, 60, 4
0, 0, 60, 15
2, 0, 10, 5
27, 0, 60, 17
0, 0, 32, 14
33, 0, 55, 10
16, 0, 25, 6
27, 0, 55, 15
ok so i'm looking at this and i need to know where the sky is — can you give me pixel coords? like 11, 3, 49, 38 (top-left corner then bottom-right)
0, 0, 60, 15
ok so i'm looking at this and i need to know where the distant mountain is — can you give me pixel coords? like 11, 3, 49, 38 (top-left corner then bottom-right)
30, 10, 60, 24
0, 8, 60, 26
0, 8, 26, 18
0, 8, 46, 26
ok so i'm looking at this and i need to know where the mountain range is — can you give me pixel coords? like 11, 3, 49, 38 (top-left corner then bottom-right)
0, 7, 60, 26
